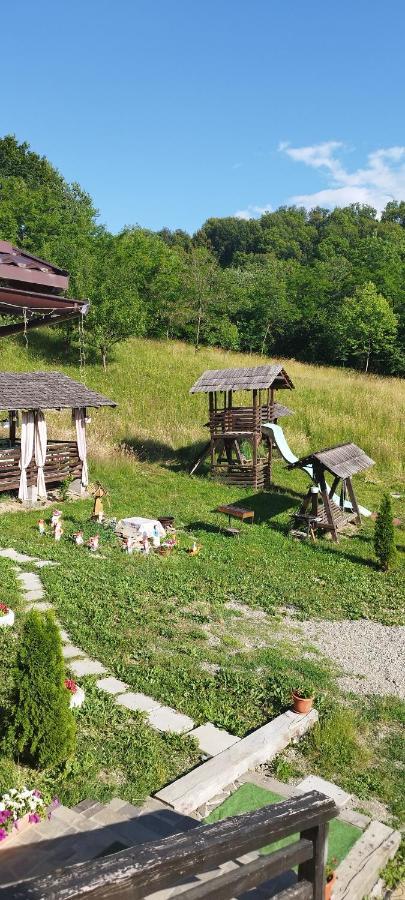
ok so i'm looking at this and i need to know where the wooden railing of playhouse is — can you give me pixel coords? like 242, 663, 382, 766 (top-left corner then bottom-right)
2, 792, 338, 900
0, 440, 81, 492
209, 405, 271, 435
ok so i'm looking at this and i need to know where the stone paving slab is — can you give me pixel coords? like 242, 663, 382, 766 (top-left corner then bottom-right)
147, 705, 194, 734
115, 692, 162, 713
26, 602, 53, 612
296, 775, 350, 808
34, 560, 59, 568
0, 548, 35, 563
17, 572, 43, 592
96, 676, 130, 695
189, 722, 240, 756
62, 644, 86, 660
70, 658, 108, 677
23, 590, 45, 602
59, 629, 71, 643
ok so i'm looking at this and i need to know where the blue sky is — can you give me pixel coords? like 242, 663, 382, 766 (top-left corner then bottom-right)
2, 0, 405, 233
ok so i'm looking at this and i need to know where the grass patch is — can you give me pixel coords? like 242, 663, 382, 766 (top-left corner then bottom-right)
0, 680, 199, 808
205, 782, 362, 867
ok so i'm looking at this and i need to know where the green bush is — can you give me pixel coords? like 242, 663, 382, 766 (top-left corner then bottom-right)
6, 610, 76, 768
374, 492, 396, 571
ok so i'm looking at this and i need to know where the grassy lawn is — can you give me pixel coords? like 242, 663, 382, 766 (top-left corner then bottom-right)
0, 333, 404, 821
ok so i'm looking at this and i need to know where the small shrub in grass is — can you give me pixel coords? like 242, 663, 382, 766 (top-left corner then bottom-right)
374, 492, 396, 571
5, 610, 76, 769
303, 703, 370, 779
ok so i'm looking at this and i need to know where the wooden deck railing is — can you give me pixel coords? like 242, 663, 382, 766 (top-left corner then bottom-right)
0, 440, 81, 492
2, 791, 338, 899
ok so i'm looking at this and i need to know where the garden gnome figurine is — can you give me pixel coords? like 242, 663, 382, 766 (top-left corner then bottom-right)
38, 519, 46, 535
54, 521, 63, 542
74, 530, 84, 546
92, 484, 107, 522
123, 535, 135, 554
141, 532, 150, 555
87, 534, 99, 552
51, 509, 62, 529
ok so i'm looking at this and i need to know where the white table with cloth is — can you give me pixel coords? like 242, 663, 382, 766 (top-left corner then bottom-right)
116, 516, 166, 544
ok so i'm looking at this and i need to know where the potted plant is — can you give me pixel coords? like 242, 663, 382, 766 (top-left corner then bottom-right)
325, 859, 337, 898
292, 680, 315, 714
0, 602, 15, 628
65, 678, 85, 709
0, 788, 49, 846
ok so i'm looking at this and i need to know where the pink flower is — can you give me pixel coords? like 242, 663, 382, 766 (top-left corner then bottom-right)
0, 828, 7, 841
28, 813, 41, 824
65, 679, 78, 694
33, 789, 42, 798
0, 811, 11, 825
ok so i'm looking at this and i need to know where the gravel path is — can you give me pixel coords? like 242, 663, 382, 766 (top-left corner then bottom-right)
224, 601, 405, 699
298, 618, 405, 699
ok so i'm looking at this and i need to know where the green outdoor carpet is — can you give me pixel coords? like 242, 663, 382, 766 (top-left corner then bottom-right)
204, 782, 362, 867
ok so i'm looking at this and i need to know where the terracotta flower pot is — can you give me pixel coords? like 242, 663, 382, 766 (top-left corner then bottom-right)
292, 691, 314, 714
325, 871, 336, 899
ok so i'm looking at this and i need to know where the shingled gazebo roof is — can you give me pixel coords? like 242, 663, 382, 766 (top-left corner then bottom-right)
292, 443, 374, 479
0, 372, 116, 411
190, 364, 294, 393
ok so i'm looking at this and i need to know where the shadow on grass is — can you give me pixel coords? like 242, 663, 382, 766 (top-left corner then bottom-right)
229, 491, 299, 524
306, 538, 378, 569
119, 436, 210, 471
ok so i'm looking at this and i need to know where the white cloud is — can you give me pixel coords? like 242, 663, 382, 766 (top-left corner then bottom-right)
279, 141, 405, 213
235, 203, 272, 220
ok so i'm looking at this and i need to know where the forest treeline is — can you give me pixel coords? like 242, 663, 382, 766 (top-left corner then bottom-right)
0, 135, 404, 374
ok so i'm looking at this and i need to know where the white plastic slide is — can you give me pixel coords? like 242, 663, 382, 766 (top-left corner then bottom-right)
262, 422, 372, 518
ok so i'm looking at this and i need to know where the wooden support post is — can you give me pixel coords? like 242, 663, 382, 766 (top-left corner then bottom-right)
328, 476, 340, 499
252, 389, 258, 490
9, 411, 16, 444
319, 470, 338, 542
298, 822, 329, 900
346, 477, 362, 524
208, 393, 215, 471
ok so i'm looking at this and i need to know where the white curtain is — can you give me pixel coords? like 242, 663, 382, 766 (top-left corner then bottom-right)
74, 408, 88, 488
34, 411, 47, 500
18, 411, 35, 501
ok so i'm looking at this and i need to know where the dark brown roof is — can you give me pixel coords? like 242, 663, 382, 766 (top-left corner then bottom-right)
0, 372, 116, 411
294, 443, 374, 478
0, 286, 87, 317
0, 240, 69, 291
190, 364, 294, 393
272, 402, 294, 419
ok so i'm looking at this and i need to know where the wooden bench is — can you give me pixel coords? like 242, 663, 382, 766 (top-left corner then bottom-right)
216, 504, 255, 526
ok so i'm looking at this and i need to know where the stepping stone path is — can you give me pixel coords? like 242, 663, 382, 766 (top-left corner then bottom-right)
0, 545, 238, 750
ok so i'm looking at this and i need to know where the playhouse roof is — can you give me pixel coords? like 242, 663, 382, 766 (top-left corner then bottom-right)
0, 372, 116, 411
190, 364, 294, 394
293, 443, 374, 479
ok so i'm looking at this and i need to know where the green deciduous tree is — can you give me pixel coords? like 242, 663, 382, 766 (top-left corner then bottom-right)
6, 610, 76, 769
374, 493, 397, 571
334, 282, 398, 372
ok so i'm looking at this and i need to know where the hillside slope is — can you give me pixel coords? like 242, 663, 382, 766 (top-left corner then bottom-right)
0, 332, 404, 479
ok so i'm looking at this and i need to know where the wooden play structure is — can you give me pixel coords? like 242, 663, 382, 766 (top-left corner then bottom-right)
290, 443, 374, 542
0, 372, 115, 499
190, 365, 294, 489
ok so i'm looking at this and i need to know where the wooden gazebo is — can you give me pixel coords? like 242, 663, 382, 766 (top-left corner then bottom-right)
0, 240, 88, 337
0, 372, 115, 500
190, 364, 294, 489
290, 442, 374, 542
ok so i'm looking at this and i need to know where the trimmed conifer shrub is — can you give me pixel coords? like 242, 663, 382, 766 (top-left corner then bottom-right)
374, 492, 396, 571
6, 610, 76, 768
